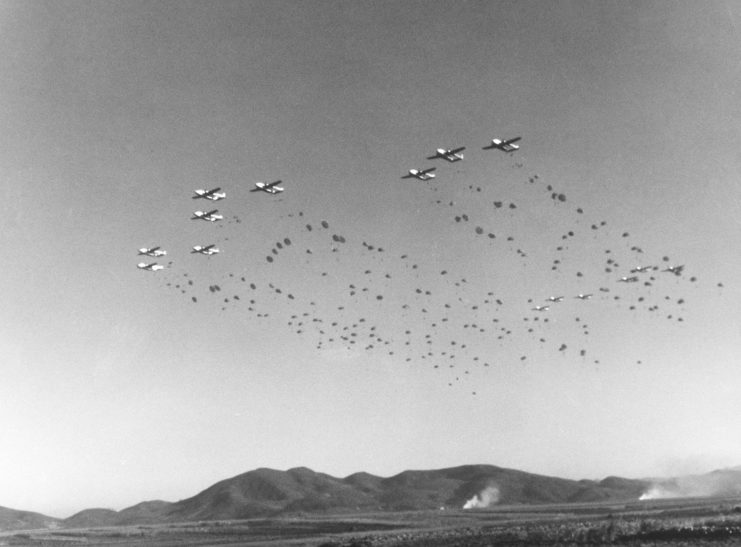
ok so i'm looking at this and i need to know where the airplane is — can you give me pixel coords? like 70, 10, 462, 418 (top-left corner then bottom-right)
531, 305, 549, 312
575, 293, 593, 300
427, 147, 465, 162
191, 209, 223, 222
663, 265, 685, 275
618, 276, 639, 283
630, 265, 655, 273
251, 180, 284, 194
546, 296, 564, 303
402, 168, 436, 181
138, 247, 167, 257
191, 244, 220, 256
192, 187, 225, 201
483, 137, 521, 153
137, 262, 165, 271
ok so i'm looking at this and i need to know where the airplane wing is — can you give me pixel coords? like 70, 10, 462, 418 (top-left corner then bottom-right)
426, 153, 440, 160
450, 147, 465, 154
196, 187, 219, 197
421, 167, 437, 174
203, 244, 215, 251
206, 209, 218, 216
265, 180, 282, 189
504, 137, 521, 145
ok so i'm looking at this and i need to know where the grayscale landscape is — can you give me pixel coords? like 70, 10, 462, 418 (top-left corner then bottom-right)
2, 465, 741, 545
1, 1, 739, 545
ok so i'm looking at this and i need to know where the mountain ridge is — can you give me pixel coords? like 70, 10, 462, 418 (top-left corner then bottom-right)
2, 464, 739, 531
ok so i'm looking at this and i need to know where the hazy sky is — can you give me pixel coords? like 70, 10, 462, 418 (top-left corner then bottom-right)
1, 0, 740, 518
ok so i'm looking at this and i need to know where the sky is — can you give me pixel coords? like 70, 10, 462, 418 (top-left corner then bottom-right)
1, 0, 740, 518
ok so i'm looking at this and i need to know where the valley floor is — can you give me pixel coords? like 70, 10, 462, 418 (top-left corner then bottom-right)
2, 496, 740, 546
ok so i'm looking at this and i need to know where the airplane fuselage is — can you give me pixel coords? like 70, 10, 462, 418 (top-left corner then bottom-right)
193, 188, 225, 200
484, 138, 521, 152
192, 246, 219, 255
428, 147, 465, 162
138, 249, 166, 257
437, 149, 463, 162
191, 210, 223, 222
137, 262, 164, 271
404, 169, 436, 181
253, 181, 284, 194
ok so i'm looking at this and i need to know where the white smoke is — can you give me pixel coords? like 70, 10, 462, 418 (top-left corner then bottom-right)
639, 471, 741, 500
639, 486, 665, 500
463, 485, 500, 509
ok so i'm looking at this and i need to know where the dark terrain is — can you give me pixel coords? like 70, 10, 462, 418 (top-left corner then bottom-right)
2, 465, 740, 545
2, 497, 741, 546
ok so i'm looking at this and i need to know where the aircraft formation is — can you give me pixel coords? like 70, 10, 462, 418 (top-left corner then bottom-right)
138, 136, 726, 395
137, 181, 286, 270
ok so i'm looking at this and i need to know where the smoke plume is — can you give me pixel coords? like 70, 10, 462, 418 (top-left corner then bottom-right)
639, 469, 741, 500
463, 485, 500, 509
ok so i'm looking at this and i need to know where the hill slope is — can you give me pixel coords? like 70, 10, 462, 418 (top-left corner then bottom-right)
62, 501, 174, 529
163, 464, 650, 521
5, 464, 741, 530
0, 506, 60, 532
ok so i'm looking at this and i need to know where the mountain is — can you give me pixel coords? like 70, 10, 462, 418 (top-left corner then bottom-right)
0, 506, 60, 532
115, 500, 173, 525
166, 467, 379, 521
63, 508, 119, 529
63, 501, 174, 528
641, 467, 741, 499
162, 464, 650, 521
3, 464, 740, 531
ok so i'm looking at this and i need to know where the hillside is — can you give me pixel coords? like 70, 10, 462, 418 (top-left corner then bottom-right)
62, 501, 174, 529
3, 464, 740, 531
64, 508, 119, 529
642, 468, 741, 499
0, 506, 60, 532
163, 464, 649, 521
166, 467, 379, 521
